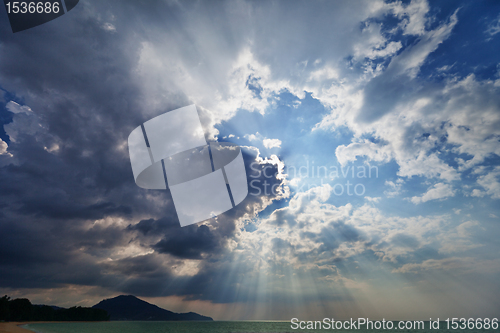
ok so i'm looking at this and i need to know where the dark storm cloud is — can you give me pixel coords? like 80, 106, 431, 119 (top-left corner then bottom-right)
122, 144, 288, 259
0, 0, 288, 302
0, 0, 162, 211
125, 148, 288, 261
154, 224, 222, 259
101, 150, 287, 299
101, 254, 173, 280
127, 217, 178, 236
0, 225, 119, 290
0, 0, 183, 293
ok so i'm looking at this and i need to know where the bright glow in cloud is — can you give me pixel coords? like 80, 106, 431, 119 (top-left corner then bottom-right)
0, 139, 9, 155
6, 101, 32, 114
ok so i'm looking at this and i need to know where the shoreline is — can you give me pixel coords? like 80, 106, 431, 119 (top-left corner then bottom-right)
0, 322, 42, 333
0, 322, 97, 333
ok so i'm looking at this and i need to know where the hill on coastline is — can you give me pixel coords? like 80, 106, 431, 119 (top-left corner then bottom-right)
92, 295, 213, 321
0, 295, 108, 322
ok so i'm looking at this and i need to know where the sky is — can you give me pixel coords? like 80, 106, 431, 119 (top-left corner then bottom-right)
1, 0, 500, 321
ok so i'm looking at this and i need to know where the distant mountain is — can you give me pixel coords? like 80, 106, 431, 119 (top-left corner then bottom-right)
34, 304, 66, 310
92, 295, 213, 321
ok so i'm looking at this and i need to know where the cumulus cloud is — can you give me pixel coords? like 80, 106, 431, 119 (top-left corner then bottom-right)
410, 182, 455, 204
364, 196, 381, 203
244, 134, 282, 149
0, 139, 8, 155
244, 132, 261, 141
384, 179, 404, 197
336, 140, 392, 166
312, 10, 465, 188
475, 167, 500, 199
233, 182, 485, 291
390, 0, 430, 36
313, 7, 500, 201
262, 138, 282, 149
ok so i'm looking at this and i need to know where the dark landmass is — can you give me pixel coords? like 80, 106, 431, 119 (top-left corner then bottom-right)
34, 305, 66, 311
92, 295, 213, 321
0, 295, 109, 322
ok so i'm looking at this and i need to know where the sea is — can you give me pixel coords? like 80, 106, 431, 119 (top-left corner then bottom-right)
21, 321, 499, 333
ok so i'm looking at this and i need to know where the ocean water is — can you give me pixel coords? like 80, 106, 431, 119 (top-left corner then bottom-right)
22, 321, 499, 333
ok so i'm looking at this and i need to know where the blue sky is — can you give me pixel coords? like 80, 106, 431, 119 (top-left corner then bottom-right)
0, 0, 499, 321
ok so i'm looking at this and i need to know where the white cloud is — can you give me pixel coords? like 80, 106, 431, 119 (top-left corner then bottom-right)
410, 182, 455, 204
308, 65, 339, 81
394, 256, 500, 275
244, 133, 260, 141
444, 75, 500, 170
399, 152, 460, 181
386, 8, 458, 78
475, 167, 500, 199
102, 23, 116, 32
390, 0, 430, 36
365, 196, 381, 203
336, 140, 392, 166
352, 23, 395, 61
6, 101, 32, 114
244, 134, 282, 149
0, 139, 9, 156
240, 184, 481, 273
310, 8, 500, 200
314, 10, 463, 184
263, 138, 282, 149
367, 41, 403, 59
439, 221, 483, 253
136, 44, 278, 139
471, 189, 485, 198
485, 14, 500, 37
129, 0, 419, 143
384, 179, 404, 198
4, 107, 43, 143
393, 257, 476, 274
